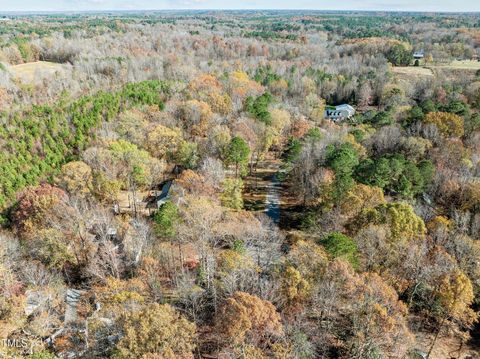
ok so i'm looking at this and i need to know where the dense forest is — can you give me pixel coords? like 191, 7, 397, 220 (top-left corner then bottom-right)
0, 10, 480, 359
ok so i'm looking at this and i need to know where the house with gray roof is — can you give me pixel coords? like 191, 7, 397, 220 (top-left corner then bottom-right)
324, 104, 356, 122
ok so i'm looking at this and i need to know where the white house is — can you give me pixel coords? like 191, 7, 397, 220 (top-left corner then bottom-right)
413, 50, 425, 60
324, 104, 355, 122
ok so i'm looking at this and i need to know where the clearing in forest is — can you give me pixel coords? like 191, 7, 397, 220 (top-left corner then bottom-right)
10, 61, 65, 83
428, 60, 480, 70
391, 66, 434, 77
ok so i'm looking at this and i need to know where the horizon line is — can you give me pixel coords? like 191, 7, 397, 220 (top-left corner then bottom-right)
1, 9, 479, 14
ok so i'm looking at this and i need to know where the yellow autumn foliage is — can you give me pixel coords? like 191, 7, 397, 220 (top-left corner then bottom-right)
424, 111, 464, 137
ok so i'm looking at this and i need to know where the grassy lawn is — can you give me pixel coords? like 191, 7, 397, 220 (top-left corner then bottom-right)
391, 66, 434, 77
428, 60, 480, 70
10, 61, 64, 83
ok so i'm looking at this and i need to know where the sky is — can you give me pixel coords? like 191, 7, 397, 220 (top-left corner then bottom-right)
0, 0, 478, 12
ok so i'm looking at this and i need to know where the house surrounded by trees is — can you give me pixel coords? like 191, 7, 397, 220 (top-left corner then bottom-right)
324, 104, 356, 121
413, 50, 425, 60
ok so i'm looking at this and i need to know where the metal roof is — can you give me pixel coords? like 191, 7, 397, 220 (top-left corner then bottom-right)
335, 104, 355, 111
